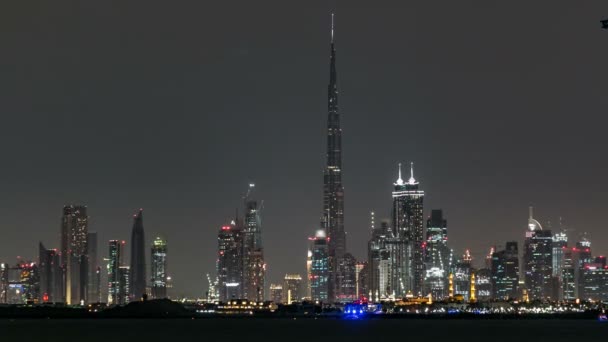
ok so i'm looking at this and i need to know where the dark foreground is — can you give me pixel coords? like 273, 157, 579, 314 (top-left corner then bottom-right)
1, 318, 607, 342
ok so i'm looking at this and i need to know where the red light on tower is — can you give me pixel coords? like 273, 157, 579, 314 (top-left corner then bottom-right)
43, 293, 49, 302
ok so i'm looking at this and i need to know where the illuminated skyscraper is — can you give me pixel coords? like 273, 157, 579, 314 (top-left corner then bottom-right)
391, 163, 425, 296
368, 219, 391, 301
424, 209, 451, 299
453, 250, 472, 301
491, 241, 520, 300
523, 207, 553, 300
151, 237, 168, 299
38, 243, 62, 303
319, 14, 349, 302
310, 230, 329, 302
129, 209, 146, 301
242, 184, 265, 302
108, 240, 125, 305
283, 274, 302, 304
217, 220, 243, 301
60, 205, 89, 305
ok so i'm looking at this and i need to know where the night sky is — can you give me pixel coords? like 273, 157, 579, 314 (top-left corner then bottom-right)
1, 1, 608, 298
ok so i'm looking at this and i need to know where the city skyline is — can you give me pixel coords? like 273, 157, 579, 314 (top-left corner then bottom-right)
1, 2, 608, 298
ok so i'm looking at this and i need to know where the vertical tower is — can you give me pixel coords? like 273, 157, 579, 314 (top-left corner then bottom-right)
424, 209, 450, 299
61, 205, 89, 305
523, 207, 553, 300
87, 232, 101, 303
217, 220, 244, 301
321, 13, 346, 302
151, 237, 168, 299
107, 240, 125, 304
129, 209, 146, 301
310, 230, 329, 302
39, 243, 62, 303
391, 163, 425, 296
242, 184, 266, 301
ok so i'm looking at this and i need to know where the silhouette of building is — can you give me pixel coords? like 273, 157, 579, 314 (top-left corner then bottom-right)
130, 209, 146, 302
87, 232, 101, 303
242, 184, 265, 302
491, 241, 520, 300
151, 237, 168, 299
310, 230, 329, 302
523, 207, 553, 300
355, 261, 368, 299
217, 220, 243, 301
38, 243, 62, 303
61, 205, 89, 304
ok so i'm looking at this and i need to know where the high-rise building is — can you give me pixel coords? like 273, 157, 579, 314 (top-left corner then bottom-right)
269, 284, 283, 304
217, 220, 243, 301
130, 209, 146, 302
453, 250, 472, 301
335, 253, 357, 302
319, 14, 349, 303
61, 205, 89, 305
310, 230, 329, 302
582, 263, 608, 301
523, 207, 553, 300
391, 163, 425, 296
242, 184, 265, 302
87, 232, 101, 303
552, 231, 568, 277
476, 268, 492, 301
0, 263, 8, 303
552, 230, 568, 300
151, 237, 168, 299
491, 241, 519, 300
4, 262, 40, 304
118, 266, 130, 305
355, 261, 368, 299
368, 219, 392, 301
424, 209, 451, 299
38, 243, 62, 303
108, 240, 125, 305
283, 274, 302, 304
306, 249, 312, 299
561, 247, 578, 300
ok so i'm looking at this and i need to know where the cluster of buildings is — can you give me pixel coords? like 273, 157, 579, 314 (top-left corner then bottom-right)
213, 15, 607, 306
0, 206, 170, 305
211, 15, 608, 306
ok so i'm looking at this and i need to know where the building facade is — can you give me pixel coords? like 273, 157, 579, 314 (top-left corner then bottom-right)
391, 163, 425, 296
130, 209, 146, 302
151, 237, 168, 299
523, 208, 553, 300
242, 184, 265, 302
217, 221, 243, 301
310, 230, 329, 302
61, 205, 89, 305
491, 241, 519, 300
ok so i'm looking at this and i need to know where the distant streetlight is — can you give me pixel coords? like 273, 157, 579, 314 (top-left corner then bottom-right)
602, 19, 608, 29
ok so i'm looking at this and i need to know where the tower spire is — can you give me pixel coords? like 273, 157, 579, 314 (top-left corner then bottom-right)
408, 162, 417, 184
396, 163, 404, 185
331, 12, 335, 43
